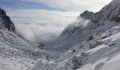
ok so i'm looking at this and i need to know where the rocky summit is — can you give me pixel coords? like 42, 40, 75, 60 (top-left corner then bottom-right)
0, 8, 15, 32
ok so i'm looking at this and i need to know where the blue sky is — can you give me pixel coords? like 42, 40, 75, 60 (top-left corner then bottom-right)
0, 0, 113, 43
0, 0, 63, 11
0, 0, 112, 11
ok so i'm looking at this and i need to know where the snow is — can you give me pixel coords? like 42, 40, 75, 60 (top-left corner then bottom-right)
2, 0, 120, 70
0, 56, 36, 70
100, 54, 120, 70
0, 25, 42, 70
32, 2, 120, 69
0, 42, 36, 70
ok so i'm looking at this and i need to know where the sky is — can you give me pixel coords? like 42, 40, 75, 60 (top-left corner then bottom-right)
0, 0, 112, 43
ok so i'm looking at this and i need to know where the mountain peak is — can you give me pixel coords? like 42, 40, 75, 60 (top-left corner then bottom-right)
80, 10, 94, 19
90, 0, 120, 23
0, 8, 6, 16
0, 8, 15, 32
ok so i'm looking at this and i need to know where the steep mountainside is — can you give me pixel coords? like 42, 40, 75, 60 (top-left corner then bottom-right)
32, 0, 120, 70
44, 0, 120, 55
1, 0, 120, 70
0, 8, 43, 70
0, 8, 15, 32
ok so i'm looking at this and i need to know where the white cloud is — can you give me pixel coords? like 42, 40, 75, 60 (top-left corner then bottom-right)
22, 0, 112, 12
7, 9, 79, 43
5, 0, 113, 43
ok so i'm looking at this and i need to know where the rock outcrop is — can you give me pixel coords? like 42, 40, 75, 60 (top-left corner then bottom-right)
0, 8, 15, 32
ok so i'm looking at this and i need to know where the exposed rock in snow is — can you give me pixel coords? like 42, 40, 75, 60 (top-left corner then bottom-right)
0, 8, 44, 70
2, 0, 120, 70
80, 10, 94, 20
43, 0, 120, 55
0, 8, 15, 32
31, 0, 120, 70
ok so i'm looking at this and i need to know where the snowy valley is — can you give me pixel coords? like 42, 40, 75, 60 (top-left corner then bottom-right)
1, 0, 120, 70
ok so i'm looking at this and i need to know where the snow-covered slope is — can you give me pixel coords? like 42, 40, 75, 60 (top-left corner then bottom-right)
44, 0, 120, 56
0, 8, 43, 70
2, 0, 120, 70
32, 0, 120, 70
32, 25, 120, 70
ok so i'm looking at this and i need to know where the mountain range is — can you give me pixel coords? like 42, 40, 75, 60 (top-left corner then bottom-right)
1, 0, 120, 70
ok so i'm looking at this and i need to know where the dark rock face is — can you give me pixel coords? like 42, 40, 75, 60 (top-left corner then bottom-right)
0, 8, 15, 32
111, 16, 120, 22
93, 0, 120, 23
80, 10, 95, 20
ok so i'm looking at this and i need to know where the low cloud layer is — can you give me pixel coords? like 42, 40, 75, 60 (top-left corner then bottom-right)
7, 9, 79, 43
3, 0, 113, 43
